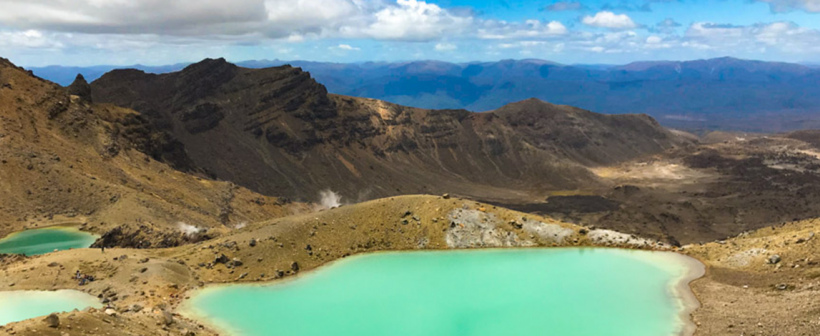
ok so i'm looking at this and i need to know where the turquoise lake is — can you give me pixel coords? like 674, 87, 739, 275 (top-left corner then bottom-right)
0, 227, 98, 256
184, 248, 703, 336
0, 290, 101, 325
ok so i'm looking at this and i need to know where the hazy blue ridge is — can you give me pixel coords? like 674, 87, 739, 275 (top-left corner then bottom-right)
29, 57, 820, 132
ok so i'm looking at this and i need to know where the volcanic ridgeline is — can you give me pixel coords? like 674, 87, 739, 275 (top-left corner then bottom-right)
90, 58, 688, 202
0, 57, 296, 241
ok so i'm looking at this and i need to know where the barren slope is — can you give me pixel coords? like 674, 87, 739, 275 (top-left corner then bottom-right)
90, 58, 686, 202
0, 57, 302, 242
2, 194, 818, 336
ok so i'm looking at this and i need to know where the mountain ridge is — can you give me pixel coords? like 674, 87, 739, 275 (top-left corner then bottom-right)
0, 56, 298, 241
89, 58, 687, 202
30, 56, 820, 132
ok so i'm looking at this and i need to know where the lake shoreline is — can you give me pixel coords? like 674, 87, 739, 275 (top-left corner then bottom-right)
633, 251, 706, 336
0, 289, 101, 326
180, 247, 707, 336
0, 226, 100, 256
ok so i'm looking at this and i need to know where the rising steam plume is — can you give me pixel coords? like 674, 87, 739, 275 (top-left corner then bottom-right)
177, 222, 203, 237
316, 189, 343, 210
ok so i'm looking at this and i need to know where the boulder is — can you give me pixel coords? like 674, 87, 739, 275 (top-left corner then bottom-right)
162, 310, 174, 326
130, 304, 144, 313
768, 255, 781, 264
44, 313, 59, 328
214, 254, 229, 264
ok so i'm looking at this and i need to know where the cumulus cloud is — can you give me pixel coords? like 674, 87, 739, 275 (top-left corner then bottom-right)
350, 0, 473, 41
582, 11, 639, 30
0, 0, 564, 44
0, 0, 268, 35
0, 0, 471, 41
3, 0, 820, 64
754, 0, 820, 13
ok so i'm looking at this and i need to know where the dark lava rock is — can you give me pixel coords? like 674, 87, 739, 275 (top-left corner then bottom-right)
214, 254, 230, 264
44, 313, 59, 328
67, 74, 92, 102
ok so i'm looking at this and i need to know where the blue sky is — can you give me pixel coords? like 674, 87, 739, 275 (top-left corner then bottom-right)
1, 0, 819, 66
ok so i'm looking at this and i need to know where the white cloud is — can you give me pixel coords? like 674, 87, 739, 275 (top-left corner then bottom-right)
435, 42, 457, 51
263, 0, 367, 38
676, 21, 820, 53
0, 0, 467, 41
4, 0, 820, 64
0, 0, 268, 35
498, 41, 547, 49
478, 20, 568, 39
335, 44, 360, 51
755, 0, 820, 13
0, 0, 576, 44
351, 0, 472, 41
0, 29, 63, 49
581, 11, 638, 30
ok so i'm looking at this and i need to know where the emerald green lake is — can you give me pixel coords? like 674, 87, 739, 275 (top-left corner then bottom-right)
0, 227, 98, 256
0, 290, 101, 325
183, 248, 703, 336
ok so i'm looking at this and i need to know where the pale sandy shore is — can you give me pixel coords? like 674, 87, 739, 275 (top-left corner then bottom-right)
627, 250, 706, 336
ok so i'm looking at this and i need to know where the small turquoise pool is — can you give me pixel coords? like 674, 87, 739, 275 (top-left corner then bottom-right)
0, 227, 98, 256
183, 248, 703, 336
0, 290, 101, 325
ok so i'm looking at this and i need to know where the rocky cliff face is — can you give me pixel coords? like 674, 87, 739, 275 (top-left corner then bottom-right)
0, 57, 297, 239
91, 58, 689, 202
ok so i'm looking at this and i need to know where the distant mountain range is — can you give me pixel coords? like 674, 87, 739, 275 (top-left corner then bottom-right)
29, 57, 820, 132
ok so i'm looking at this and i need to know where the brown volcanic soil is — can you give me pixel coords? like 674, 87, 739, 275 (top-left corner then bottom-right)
0, 58, 304, 242
90, 58, 687, 202
0, 195, 666, 336
1, 195, 818, 336
686, 218, 820, 336
492, 135, 820, 245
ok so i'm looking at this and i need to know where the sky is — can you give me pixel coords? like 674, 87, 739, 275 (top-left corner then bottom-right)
1, 0, 820, 67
